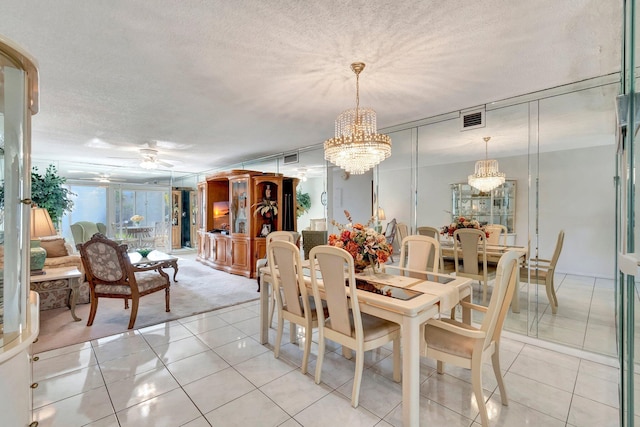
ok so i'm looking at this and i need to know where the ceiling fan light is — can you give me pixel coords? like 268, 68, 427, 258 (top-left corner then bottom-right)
140, 159, 158, 169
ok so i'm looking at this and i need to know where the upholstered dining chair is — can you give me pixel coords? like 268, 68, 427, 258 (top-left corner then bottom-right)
77, 233, 170, 329
423, 250, 520, 427
418, 226, 456, 273
520, 230, 564, 314
386, 235, 441, 278
255, 231, 298, 326
453, 228, 496, 303
309, 245, 401, 408
417, 226, 440, 239
485, 224, 508, 246
383, 218, 398, 262
268, 240, 322, 374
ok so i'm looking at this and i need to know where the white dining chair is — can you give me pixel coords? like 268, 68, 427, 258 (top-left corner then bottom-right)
485, 224, 508, 246
520, 230, 564, 314
386, 234, 440, 278
453, 228, 496, 303
309, 245, 401, 408
256, 231, 298, 327
424, 249, 520, 427
267, 240, 321, 374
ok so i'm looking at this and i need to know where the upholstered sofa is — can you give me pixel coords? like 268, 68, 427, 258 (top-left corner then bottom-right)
39, 236, 90, 309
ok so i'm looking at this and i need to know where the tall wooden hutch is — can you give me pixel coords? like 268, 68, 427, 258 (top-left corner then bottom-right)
196, 170, 298, 278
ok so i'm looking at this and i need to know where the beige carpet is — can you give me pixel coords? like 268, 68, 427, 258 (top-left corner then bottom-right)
34, 254, 260, 353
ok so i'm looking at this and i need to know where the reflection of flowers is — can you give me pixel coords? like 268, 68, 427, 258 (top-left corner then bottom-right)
441, 216, 489, 237
329, 210, 392, 271
130, 214, 144, 223
253, 199, 278, 217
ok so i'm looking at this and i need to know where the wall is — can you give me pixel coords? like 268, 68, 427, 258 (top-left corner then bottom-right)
378, 144, 615, 278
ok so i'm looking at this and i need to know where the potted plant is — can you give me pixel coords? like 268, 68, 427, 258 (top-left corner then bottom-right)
253, 198, 278, 219
296, 190, 311, 218
0, 164, 75, 228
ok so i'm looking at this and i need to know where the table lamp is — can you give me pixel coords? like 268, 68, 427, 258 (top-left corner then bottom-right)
376, 207, 386, 233
30, 207, 56, 275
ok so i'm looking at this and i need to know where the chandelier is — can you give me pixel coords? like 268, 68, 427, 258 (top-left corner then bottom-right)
468, 136, 505, 192
324, 62, 391, 175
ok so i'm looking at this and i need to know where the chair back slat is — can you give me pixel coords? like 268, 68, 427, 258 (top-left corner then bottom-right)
400, 235, 440, 274
311, 246, 360, 338
550, 230, 565, 268
454, 229, 485, 275
270, 242, 305, 317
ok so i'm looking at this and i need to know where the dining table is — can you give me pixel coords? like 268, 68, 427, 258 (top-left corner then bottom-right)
259, 262, 473, 426
439, 241, 528, 312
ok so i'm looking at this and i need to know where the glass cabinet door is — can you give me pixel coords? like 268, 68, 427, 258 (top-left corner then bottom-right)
0, 39, 36, 348
451, 180, 516, 232
231, 178, 248, 234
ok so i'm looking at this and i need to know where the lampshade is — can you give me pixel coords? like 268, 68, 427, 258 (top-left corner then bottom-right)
30, 207, 56, 238
468, 136, 505, 192
377, 207, 386, 221
324, 62, 392, 175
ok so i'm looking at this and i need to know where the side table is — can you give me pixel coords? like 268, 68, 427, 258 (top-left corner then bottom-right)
30, 266, 82, 321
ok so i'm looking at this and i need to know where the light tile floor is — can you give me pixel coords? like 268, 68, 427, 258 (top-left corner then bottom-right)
31, 299, 627, 427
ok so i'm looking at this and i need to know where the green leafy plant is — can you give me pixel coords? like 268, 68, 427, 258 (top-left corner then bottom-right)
296, 190, 311, 218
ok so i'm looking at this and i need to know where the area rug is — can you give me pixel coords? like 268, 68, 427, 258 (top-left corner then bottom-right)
34, 256, 260, 353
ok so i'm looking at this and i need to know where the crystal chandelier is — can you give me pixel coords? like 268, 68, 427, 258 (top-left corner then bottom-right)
324, 62, 391, 175
468, 136, 505, 192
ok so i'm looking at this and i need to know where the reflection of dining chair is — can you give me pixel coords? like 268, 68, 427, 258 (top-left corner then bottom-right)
309, 245, 401, 408
383, 218, 397, 262
417, 226, 440, 239
453, 228, 496, 303
520, 230, 564, 314
396, 222, 409, 244
388, 235, 440, 278
418, 226, 456, 273
78, 233, 171, 329
268, 240, 321, 374
424, 250, 520, 427
485, 224, 508, 246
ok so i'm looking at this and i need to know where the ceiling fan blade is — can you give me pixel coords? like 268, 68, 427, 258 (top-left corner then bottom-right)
157, 160, 174, 168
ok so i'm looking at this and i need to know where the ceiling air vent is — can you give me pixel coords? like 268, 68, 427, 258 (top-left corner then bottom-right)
283, 152, 299, 165
461, 108, 485, 131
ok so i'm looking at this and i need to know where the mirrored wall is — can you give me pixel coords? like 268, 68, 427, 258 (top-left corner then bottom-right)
377, 74, 618, 357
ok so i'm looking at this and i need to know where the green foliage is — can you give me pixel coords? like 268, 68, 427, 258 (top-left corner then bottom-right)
30, 165, 75, 226
296, 190, 311, 218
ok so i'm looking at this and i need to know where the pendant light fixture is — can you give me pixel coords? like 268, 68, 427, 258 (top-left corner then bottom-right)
468, 136, 505, 192
324, 62, 392, 174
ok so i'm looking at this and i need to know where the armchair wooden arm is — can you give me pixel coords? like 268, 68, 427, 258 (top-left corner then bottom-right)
426, 318, 486, 339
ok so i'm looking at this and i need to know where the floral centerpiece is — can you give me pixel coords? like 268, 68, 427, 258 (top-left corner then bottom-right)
328, 210, 392, 272
441, 216, 489, 238
130, 214, 144, 225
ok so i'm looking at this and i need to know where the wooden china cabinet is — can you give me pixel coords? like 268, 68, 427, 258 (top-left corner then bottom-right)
196, 170, 298, 278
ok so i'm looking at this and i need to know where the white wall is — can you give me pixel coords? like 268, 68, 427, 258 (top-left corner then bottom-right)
379, 144, 615, 278
330, 168, 373, 233
296, 176, 326, 230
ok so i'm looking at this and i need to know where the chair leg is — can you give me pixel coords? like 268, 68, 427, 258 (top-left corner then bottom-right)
274, 314, 284, 359
268, 291, 276, 328
301, 324, 312, 374
351, 346, 365, 408
492, 345, 509, 406
437, 360, 444, 374
165, 287, 170, 312
471, 355, 489, 427
124, 298, 129, 309
314, 332, 325, 385
87, 296, 99, 326
481, 279, 488, 304
547, 279, 558, 314
128, 297, 139, 329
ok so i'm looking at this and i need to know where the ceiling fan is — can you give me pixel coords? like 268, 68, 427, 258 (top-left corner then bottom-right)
139, 148, 174, 170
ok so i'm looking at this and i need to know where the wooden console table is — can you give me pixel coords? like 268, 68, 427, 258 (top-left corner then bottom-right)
30, 266, 82, 321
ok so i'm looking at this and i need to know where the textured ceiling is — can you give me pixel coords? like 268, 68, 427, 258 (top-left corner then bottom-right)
0, 0, 622, 182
